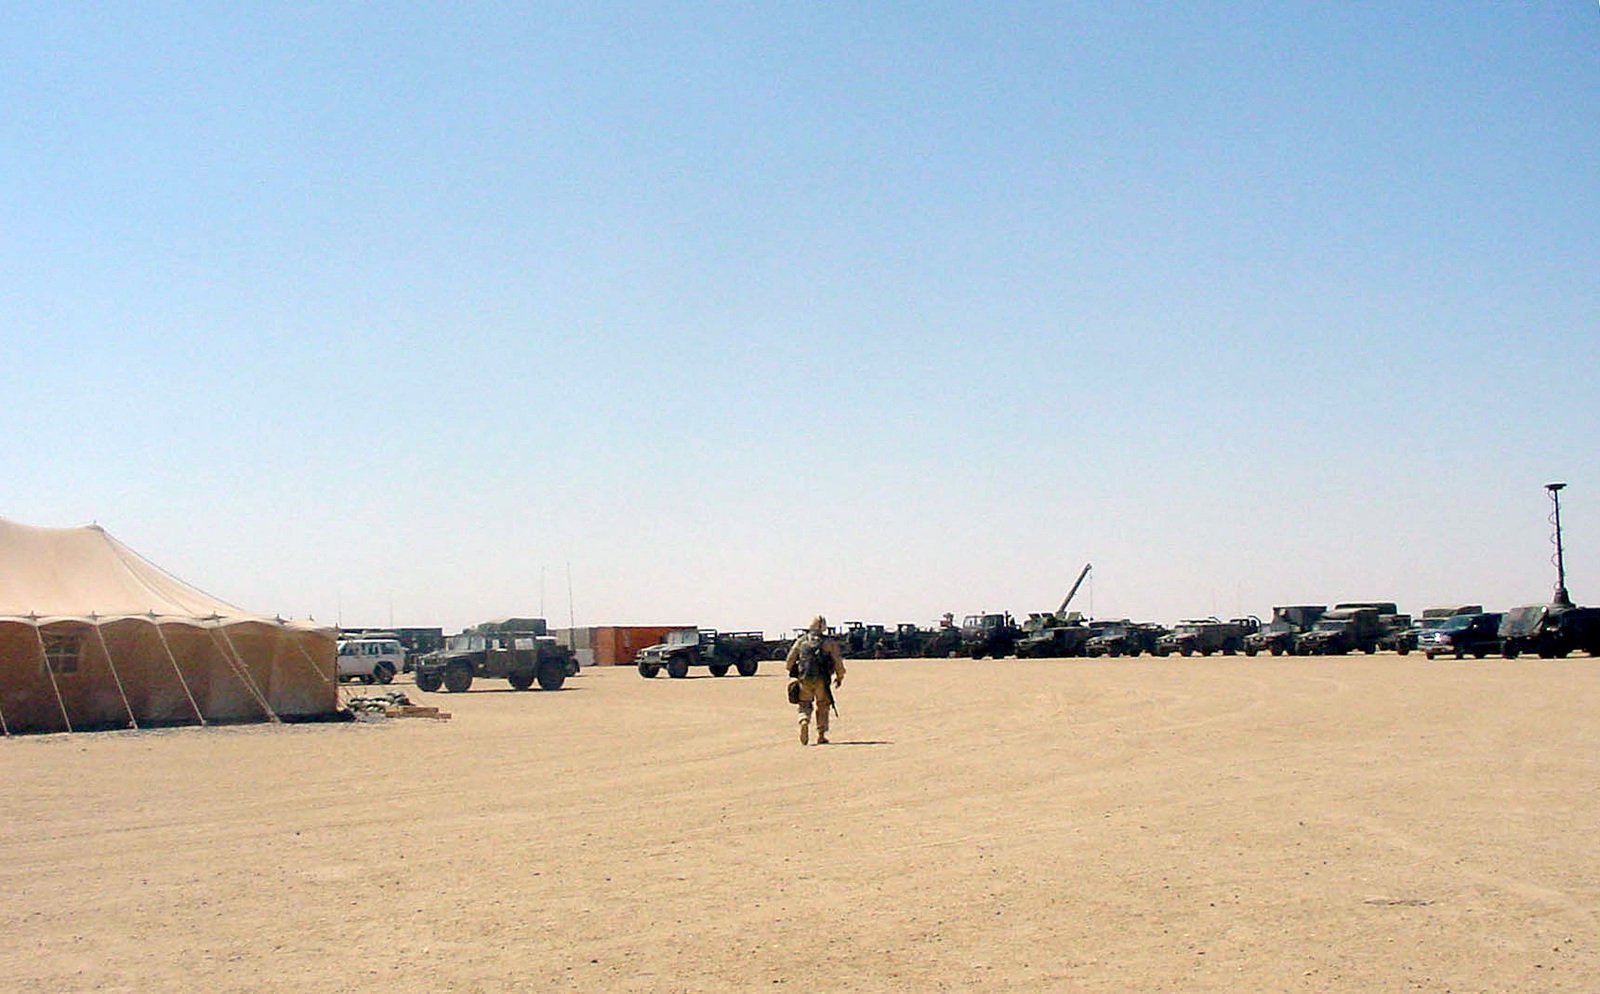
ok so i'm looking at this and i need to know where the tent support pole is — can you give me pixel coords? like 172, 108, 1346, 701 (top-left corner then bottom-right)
152, 620, 206, 727
288, 632, 337, 687
91, 624, 139, 731
0, 683, 10, 736
212, 625, 279, 724
30, 624, 74, 734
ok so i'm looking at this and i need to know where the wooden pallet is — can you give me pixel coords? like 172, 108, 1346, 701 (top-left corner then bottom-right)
384, 706, 451, 720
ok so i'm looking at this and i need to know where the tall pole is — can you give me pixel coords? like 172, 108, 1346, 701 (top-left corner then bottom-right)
1546, 482, 1572, 607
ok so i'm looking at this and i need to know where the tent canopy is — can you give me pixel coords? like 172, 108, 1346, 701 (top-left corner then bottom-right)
0, 517, 337, 734
0, 518, 257, 621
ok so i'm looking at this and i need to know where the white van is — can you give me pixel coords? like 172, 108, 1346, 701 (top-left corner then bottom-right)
336, 636, 406, 685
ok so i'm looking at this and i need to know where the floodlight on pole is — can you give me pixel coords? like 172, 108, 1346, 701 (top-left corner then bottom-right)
1545, 482, 1572, 607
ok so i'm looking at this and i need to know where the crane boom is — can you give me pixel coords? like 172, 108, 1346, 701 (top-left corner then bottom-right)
1057, 563, 1092, 616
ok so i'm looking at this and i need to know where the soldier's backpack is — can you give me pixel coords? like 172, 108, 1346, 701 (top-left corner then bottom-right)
795, 634, 832, 682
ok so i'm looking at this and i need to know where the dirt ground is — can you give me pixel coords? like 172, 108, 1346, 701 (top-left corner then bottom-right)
3, 655, 1598, 993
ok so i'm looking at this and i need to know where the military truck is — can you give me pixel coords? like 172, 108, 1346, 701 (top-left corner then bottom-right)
840, 621, 892, 659
1420, 612, 1503, 659
1014, 611, 1093, 658
920, 618, 964, 658
1083, 621, 1166, 658
1154, 617, 1260, 657
1243, 605, 1325, 656
1498, 604, 1600, 659
636, 628, 764, 678
1330, 602, 1414, 654
413, 618, 574, 693
963, 612, 1023, 659
1296, 607, 1385, 655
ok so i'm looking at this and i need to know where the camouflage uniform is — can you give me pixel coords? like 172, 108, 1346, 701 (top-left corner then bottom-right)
785, 620, 846, 745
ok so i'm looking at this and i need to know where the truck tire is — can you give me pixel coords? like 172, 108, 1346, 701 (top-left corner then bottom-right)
508, 669, 536, 690
736, 659, 759, 677
444, 664, 474, 693
537, 658, 567, 690
374, 662, 396, 685
638, 662, 660, 678
415, 670, 443, 693
708, 664, 730, 677
667, 656, 690, 679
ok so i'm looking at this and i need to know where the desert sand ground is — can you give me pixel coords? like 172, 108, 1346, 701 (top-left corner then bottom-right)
3, 655, 1598, 993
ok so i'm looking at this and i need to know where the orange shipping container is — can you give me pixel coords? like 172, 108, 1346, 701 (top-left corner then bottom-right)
585, 626, 692, 666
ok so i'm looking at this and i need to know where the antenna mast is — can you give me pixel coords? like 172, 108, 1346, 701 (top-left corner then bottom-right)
1547, 482, 1572, 607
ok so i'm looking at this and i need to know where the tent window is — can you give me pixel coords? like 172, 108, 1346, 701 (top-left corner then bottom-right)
41, 632, 82, 676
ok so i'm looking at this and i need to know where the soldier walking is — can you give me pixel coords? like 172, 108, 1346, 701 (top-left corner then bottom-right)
786, 615, 846, 745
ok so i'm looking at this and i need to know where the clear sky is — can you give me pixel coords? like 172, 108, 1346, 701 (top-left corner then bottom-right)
3, 4, 1596, 635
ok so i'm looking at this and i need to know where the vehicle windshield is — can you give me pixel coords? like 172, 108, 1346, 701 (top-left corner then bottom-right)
1095, 626, 1127, 639
1313, 620, 1349, 632
1500, 606, 1546, 636
445, 634, 486, 652
1440, 615, 1477, 632
664, 629, 699, 646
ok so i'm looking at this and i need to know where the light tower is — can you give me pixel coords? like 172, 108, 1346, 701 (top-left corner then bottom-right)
1546, 482, 1572, 607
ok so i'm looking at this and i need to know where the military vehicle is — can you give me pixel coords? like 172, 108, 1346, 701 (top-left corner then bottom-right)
1242, 605, 1325, 656
883, 623, 929, 658
1496, 484, 1600, 658
1420, 612, 1503, 659
1296, 607, 1385, 655
962, 612, 1023, 659
920, 617, 965, 658
1083, 621, 1166, 658
1015, 612, 1094, 658
1330, 602, 1414, 654
412, 618, 574, 693
1498, 604, 1600, 659
1154, 616, 1260, 657
1011, 563, 1095, 658
636, 628, 764, 678
840, 621, 892, 659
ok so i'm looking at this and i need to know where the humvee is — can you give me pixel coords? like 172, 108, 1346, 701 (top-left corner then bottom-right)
413, 618, 574, 693
636, 629, 763, 678
1155, 616, 1260, 657
1243, 605, 1325, 656
1296, 607, 1384, 655
1083, 621, 1167, 658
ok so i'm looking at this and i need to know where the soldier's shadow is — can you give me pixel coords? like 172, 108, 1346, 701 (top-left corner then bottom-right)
821, 740, 892, 747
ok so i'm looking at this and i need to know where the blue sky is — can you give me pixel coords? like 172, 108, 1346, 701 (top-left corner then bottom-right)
3, 4, 1596, 634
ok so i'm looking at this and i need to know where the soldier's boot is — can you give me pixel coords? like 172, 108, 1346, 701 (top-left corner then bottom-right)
799, 718, 810, 745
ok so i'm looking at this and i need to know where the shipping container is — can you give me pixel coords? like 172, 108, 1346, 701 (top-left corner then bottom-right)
554, 626, 691, 666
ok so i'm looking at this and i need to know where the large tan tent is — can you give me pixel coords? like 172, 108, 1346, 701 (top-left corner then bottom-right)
0, 517, 337, 735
